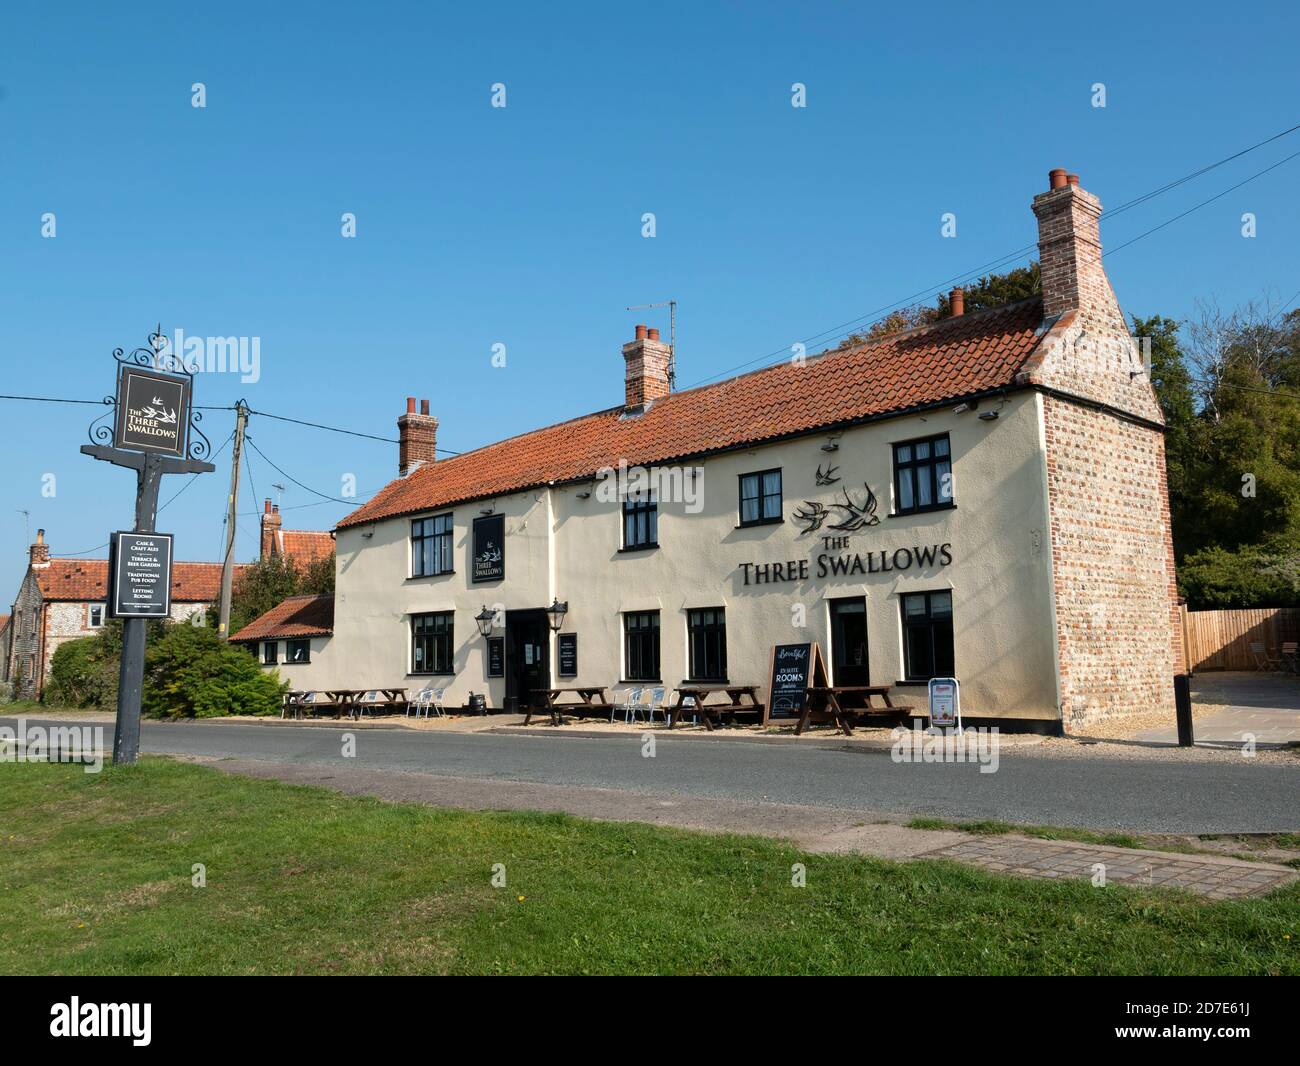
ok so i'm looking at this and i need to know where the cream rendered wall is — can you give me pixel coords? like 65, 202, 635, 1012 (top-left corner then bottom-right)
257, 637, 333, 690
331, 391, 1060, 720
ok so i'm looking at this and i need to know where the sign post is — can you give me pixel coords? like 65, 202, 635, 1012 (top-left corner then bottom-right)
81, 330, 216, 764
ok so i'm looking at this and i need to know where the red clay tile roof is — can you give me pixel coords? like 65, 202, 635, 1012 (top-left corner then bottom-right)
0, 615, 9, 632
273, 529, 335, 569
338, 299, 1047, 529
34, 559, 247, 603
231, 594, 334, 643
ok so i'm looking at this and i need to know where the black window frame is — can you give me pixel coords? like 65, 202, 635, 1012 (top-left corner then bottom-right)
411, 611, 454, 676
738, 468, 783, 527
892, 434, 954, 515
687, 607, 728, 682
262, 641, 278, 665
285, 639, 311, 665
623, 610, 661, 681
621, 490, 658, 551
411, 513, 454, 577
900, 590, 954, 681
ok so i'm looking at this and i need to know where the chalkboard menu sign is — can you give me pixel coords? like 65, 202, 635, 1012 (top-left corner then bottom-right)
108, 531, 174, 618
487, 637, 504, 678
766, 641, 827, 722
557, 633, 577, 677
472, 514, 505, 583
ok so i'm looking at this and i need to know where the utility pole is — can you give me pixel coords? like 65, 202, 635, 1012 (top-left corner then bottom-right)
217, 401, 249, 640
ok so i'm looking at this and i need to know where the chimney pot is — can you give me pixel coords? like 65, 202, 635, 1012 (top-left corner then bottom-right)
647, 327, 660, 341
420, 399, 430, 415
950, 287, 965, 317
1049, 168, 1068, 190
406, 396, 416, 414
1066, 173, 1080, 186
264, 498, 272, 514
36, 529, 44, 544
634, 324, 647, 341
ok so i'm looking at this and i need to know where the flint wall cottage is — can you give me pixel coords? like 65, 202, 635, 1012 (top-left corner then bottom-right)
253, 170, 1182, 732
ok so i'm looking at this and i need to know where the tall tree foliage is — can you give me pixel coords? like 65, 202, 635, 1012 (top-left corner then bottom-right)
217, 551, 336, 638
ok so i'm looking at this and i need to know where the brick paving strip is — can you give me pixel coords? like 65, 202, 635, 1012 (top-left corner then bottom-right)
921, 836, 1297, 899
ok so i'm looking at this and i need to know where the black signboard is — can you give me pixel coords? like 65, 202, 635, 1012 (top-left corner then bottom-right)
472, 514, 505, 583
557, 633, 577, 678
768, 642, 816, 719
114, 365, 191, 459
487, 637, 505, 678
108, 531, 174, 618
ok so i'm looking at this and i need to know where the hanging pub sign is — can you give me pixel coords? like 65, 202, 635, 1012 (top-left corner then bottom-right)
472, 514, 505, 583
557, 633, 578, 678
487, 637, 505, 678
113, 365, 191, 459
108, 531, 174, 619
765, 641, 827, 723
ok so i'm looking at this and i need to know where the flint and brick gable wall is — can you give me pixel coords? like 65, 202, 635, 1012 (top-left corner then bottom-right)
1042, 395, 1182, 730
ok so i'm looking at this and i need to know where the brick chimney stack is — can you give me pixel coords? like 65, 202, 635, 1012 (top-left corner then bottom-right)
1031, 168, 1119, 329
260, 498, 282, 559
622, 325, 672, 410
398, 397, 438, 476
30, 529, 49, 569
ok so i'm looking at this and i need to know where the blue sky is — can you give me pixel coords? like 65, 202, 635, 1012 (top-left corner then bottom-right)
2, 0, 1298, 600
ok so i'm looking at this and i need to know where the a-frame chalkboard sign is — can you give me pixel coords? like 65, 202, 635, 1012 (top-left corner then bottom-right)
763, 641, 829, 725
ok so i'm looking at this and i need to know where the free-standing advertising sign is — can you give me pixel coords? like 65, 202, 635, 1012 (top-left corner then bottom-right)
114, 365, 191, 459
108, 531, 174, 618
928, 677, 961, 731
767, 642, 814, 720
472, 514, 505, 583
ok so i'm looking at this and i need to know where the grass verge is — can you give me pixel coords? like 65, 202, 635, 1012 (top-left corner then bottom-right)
1, 759, 1296, 975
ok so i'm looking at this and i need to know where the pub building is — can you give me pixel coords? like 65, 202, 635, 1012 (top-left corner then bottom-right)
237, 169, 1183, 733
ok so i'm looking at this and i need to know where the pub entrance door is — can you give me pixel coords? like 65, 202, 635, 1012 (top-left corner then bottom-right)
829, 597, 870, 686
505, 609, 549, 714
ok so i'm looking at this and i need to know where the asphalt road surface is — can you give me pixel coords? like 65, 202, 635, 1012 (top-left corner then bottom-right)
7, 717, 1296, 834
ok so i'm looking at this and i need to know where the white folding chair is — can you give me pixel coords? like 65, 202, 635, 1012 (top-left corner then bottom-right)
354, 690, 383, 719
430, 687, 448, 718
407, 688, 431, 717
645, 687, 667, 724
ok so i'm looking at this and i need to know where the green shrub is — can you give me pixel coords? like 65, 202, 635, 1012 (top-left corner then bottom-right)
142, 624, 286, 719
46, 636, 119, 709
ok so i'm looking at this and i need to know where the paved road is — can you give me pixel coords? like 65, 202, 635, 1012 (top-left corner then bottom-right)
1135, 671, 1300, 746
8, 717, 1296, 833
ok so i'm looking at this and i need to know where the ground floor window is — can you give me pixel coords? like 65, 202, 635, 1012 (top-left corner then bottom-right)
263, 641, 278, 665
687, 607, 727, 680
87, 604, 104, 628
285, 639, 311, 664
901, 591, 954, 680
412, 612, 454, 674
624, 611, 660, 680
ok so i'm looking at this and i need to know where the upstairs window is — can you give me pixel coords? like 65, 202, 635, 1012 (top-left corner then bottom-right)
893, 435, 953, 514
263, 641, 279, 665
286, 640, 311, 664
739, 469, 782, 526
412, 513, 454, 577
622, 490, 658, 551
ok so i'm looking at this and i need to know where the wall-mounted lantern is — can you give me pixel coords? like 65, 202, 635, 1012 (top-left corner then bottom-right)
545, 598, 569, 633
475, 605, 497, 639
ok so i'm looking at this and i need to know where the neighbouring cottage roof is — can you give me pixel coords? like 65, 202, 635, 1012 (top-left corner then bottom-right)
231, 594, 334, 643
274, 529, 335, 568
337, 298, 1047, 530
34, 559, 245, 603
0, 614, 9, 631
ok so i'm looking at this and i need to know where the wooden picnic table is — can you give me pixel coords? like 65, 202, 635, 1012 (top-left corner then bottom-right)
669, 685, 763, 731
525, 686, 612, 726
796, 685, 902, 736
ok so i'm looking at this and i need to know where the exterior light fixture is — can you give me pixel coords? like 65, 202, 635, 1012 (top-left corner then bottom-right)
475, 605, 496, 639
978, 411, 999, 422
544, 598, 569, 633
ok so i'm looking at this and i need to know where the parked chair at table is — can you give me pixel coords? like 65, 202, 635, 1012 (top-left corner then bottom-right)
407, 688, 432, 717
1250, 641, 1280, 672
645, 687, 667, 724
414, 687, 447, 720
1283, 641, 1299, 675
612, 687, 643, 723
671, 694, 699, 727
355, 690, 385, 719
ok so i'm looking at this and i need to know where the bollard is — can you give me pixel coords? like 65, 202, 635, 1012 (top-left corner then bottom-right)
1174, 673, 1194, 746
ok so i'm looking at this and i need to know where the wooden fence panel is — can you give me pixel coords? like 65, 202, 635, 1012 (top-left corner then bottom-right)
1184, 607, 1300, 671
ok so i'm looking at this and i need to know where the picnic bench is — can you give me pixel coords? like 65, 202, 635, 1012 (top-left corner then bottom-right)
525, 686, 613, 726
669, 685, 763, 731
796, 685, 903, 736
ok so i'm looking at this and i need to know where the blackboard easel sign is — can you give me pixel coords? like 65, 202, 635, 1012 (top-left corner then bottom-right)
763, 641, 828, 725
